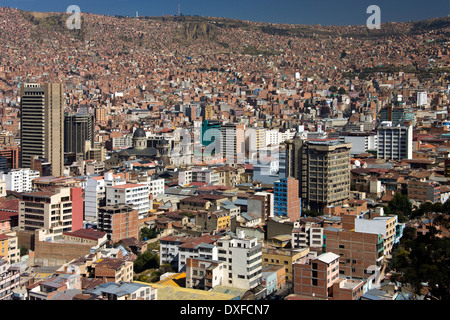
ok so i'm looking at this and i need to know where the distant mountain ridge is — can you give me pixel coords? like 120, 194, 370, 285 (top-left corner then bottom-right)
16, 9, 450, 39
0, 6, 448, 89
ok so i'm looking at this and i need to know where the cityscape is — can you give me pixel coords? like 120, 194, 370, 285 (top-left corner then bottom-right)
0, 0, 449, 307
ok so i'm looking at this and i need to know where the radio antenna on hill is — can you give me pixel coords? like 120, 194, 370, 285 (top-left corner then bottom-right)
178, 2, 181, 16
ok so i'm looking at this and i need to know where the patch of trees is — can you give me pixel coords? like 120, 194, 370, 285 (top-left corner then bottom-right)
139, 227, 158, 241
133, 250, 159, 274
389, 200, 450, 300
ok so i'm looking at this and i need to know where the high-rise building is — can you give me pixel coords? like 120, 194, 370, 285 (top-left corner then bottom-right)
201, 120, 221, 150
95, 107, 107, 123
273, 177, 301, 222
445, 159, 450, 178
377, 121, 413, 160
220, 123, 245, 164
84, 172, 126, 223
354, 214, 400, 257
378, 106, 416, 126
20, 83, 64, 177
417, 91, 428, 106
64, 113, 94, 157
201, 104, 214, 121
0, 146, 19, 170
285, 136, 352, 212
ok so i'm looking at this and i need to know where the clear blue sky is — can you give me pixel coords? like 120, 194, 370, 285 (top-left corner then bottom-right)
2, 0, 449, 25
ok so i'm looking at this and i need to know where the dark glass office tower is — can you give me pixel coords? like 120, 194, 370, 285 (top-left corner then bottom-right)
64, 113, 94, 157
20, 83, 64, 177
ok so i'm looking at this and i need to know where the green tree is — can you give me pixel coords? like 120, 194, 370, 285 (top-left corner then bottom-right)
328, 86, 338, 93
390, 225, 450, 300
140, 227, 158, 241
134, 250, 160, 273
388, 192, 412, 222
338, 87, 347, 95
302, 209, 320, 217
20, 246, 28, 257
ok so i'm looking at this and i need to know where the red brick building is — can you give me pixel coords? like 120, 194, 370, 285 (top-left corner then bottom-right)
293, 252, 365, 300
274, 177, 301, 222
324, 215, 385, 281
98, 204, 139, 243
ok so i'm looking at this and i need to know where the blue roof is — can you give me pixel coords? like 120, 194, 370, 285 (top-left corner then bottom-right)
233, 199, 248, 206
89, 282, 149, 297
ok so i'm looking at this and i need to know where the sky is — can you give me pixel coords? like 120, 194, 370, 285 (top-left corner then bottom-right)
2, 0, 449, 26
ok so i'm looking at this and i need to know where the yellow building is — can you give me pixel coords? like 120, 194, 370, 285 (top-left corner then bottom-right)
195, 210, 230, 233
262, 246, 309, 281
0, 234, 7, 260
204, 105, 214, 121
0, 232, 19, 264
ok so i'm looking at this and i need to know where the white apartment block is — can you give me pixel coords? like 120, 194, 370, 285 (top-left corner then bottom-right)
19, 187, 73, 238
106, 183, 150, 219
111, 134, 133, 149
417, 91, 428, 106
0, 257, 20, 300
217, 233, 262, 290
291, 221, 324, 249
84, 172, 126, 222
149, 178, 165, 197
161, 233, 262, 290
185, 257, 225, 290
159, 235, 221, 271
178, 167, 219, 186
178, 170, 192, 186
220, 123, 245, 163
279, 129, 296, 144
265, 129, 280, 146
377, 122, 413, 160
0, 179, 5, 197
178, 242, 218, 272
135, 176, 165, 197
339, 132, 378, 156
1, 168, 40, 192
265, 129, 297, 147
